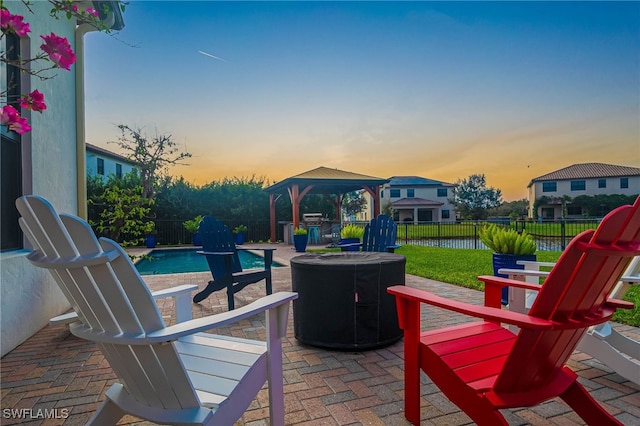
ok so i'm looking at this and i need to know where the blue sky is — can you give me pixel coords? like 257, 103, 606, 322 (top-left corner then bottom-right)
84, 1, 640, 200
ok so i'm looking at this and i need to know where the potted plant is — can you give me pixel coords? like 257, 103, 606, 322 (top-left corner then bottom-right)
339, 224, 365, 252
183, 215, 203, 246
144, 222, 157, 249
479, 224, 537, 305
233, 224, 248, 245
293, 226, 308, 253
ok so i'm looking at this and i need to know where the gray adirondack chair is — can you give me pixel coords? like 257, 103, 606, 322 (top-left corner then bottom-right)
16, 195, 297, 425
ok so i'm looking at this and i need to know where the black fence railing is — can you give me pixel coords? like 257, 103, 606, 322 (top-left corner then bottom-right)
140, 218, 599, 252
152, 219, 272, 247
390, 219, 599, 251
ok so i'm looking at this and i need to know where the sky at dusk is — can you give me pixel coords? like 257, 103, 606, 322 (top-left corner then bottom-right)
84, 1, 640, 201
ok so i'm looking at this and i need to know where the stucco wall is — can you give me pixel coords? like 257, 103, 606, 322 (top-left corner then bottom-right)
1, 2, 77, 357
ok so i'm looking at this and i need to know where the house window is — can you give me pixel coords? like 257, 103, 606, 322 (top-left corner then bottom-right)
380, 190, 384, 198
97, 158, 104, 175
390, 189, 400, 198
1, 33, 23, 252
116, 163, 122, 178
598, 179, 606, 188
442, 209, 450, 219
407, 189, 414, 198
570, 180, 585, 191
542, 182, 557, 192
437, 188, 447, 197
620, 177, 629, 189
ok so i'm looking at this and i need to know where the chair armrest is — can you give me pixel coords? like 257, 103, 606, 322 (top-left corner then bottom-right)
196, 251, 234, 256
237, 247, 276, 252
49, 284, 198, 326
388, 285, 552, 330
70, 291, 299, 345
388, 285, 618, 330
477, 275, 545, 308
497, 268, 550, 279
151, 284, 198, 323
516, 260, 557, 268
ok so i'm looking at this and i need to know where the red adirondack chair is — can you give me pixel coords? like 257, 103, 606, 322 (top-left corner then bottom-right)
388, 196, 640, 426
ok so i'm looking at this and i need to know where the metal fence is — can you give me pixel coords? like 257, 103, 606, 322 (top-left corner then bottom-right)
148, 218, 599, 251
153, 219, 272, 246
390, 219, 599, 251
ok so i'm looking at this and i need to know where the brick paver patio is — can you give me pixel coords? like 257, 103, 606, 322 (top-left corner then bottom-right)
1, 244, 639, 425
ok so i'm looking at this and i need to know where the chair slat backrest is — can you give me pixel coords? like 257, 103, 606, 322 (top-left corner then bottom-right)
199, 215, 243, 277
362, 215, 397, 252
16, 196, 200, 410
495, 197, 640, 391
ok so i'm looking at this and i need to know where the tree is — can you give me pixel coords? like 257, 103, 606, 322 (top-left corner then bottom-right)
90, 184, 154, 247
341, 191, 366, 218
110, 124, 192, 200
488, 198, 529, 219
450, 174, 502, 220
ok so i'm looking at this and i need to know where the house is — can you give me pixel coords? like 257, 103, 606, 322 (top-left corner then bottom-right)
527, 163, 640, 219
86, 142, 136, 179
378, 176, 457, 223
0, 1, 124, 357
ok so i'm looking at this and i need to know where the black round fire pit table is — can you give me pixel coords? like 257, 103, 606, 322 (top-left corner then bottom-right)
290, 252, 406, 350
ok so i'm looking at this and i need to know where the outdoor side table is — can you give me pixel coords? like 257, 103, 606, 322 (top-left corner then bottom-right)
290, 252, 405, 350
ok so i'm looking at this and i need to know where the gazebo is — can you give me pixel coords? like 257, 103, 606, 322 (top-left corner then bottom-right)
264, 167, 389, 243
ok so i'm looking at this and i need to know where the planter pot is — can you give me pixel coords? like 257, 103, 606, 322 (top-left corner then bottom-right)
145, 235, 157, 249
193, 233, 202, 246
293, 234, 308, 252
339, 238, 360, 252
235, 233, 245, 245
492, 253, 536, 305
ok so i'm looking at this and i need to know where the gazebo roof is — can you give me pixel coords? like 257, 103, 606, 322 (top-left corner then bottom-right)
265, 166, 388, 195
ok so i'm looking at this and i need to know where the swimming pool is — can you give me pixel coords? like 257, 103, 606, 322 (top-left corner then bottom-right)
135, 248, 282, 275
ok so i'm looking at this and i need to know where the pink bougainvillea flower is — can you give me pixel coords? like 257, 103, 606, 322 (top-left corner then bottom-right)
19, 90, 47, 112
0, 105, 20, 123
85, 8, 99, 18
40, 33, 76, 70
0, 105, 32, 135
1, 9, 31, 36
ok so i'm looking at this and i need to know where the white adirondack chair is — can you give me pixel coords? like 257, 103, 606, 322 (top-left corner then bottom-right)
499, 256, 640, 385
16, 195, 297, 425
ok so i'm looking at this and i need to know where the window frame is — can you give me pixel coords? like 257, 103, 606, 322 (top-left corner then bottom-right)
570, 180, 586, 191
542, 182, 557, 192
1, 32, 24, 252
389, 189, 401, 198
621, 177, 629, 189
437, 188, 447, 197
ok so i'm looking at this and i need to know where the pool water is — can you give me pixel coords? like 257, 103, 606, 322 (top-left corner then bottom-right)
135, 248, 281, 275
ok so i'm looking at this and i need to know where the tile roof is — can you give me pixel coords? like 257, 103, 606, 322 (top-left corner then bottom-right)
528, 163, 640, 186
388, 176, 454, 187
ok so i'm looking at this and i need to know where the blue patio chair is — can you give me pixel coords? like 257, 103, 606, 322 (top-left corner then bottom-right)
340, 215, 401, 253
193, 216, 275, 310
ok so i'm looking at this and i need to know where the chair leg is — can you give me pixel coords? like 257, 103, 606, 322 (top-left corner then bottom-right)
87, 399, 125, 425
560, 381, 622, 426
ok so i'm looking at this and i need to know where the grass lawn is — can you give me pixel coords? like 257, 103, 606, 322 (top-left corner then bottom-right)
309, 245, 639, 326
